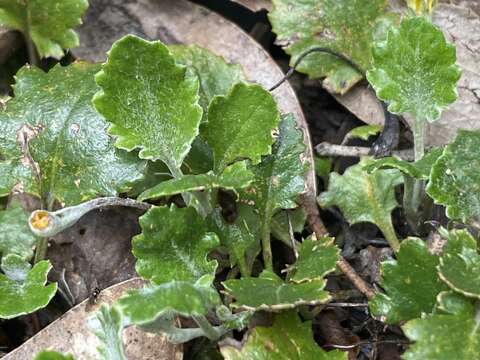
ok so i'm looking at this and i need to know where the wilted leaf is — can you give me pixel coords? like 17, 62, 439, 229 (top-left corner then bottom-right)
318, 158, 402, 251
93, 35, 202, 172
438, 229, 480, 298
132, 205, 219, 285
88, 304, 126, 360
222, 270, 331, 311
402, 291, 480, 360
427, 130, 480, 222
203, 82, 279, 172
169, 44, 245, 119
287, 237, 340, 283
0, 0, 88, 59
269, 0, 394, 94
34, 351, 74, 360
138, 161, 253, 201
220, 311, 346, 360
0, 259, 57, 319
370, 238, 447, 324
0, 63, 144, 206
364, 147, 443, 180
117, 275, 220, 325
0, 201, 36, 260
367, 16, 461, 122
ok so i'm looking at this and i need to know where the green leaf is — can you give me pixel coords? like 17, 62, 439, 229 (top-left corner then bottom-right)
0, 63, 144, 206
138, 161, 253, 201
367, 16, 461, 122
402, 291, 480, 360
1, 254, 31, 281
364, 147, 443, 180
347, 124, 382, 141
93, 35, 203, 172
268, 0, 394, 94
427, 130, 480, 222
318, 158, 402, 251
132, 205, 219, 285
314, 156, 331, 177
287, 237, 340, 283
271, 208, 307, 244
0, 201, 36, 260
117, 275, 220, 325
370, 238, 447, 324
0, 259, 57, 319
220, 311, 346, 360
241, 114, 306, 226
169, 44, 245, 120
438, 229, 480, 299
0, 0, 88, 59
222, 270, 331, 311
34, 351, 74, 360
88, 304, 126, 360
204, 82, 279, 172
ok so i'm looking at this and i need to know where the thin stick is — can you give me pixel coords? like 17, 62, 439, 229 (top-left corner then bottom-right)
315, 142, 414, 161
286, 210, 298, 258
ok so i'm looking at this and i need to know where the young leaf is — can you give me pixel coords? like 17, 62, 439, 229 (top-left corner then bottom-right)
132, 205, 219, 285
93, 35, 203, 172
138, 161, 253, 201
347, 125, 382, 141
427, 130, 480, 222
318, 158, 402, 251
287, 237, 340, 283
364, 147, 443, 180
268, 0, 394, 94
0, 63, 144, 206
0, 0, 88, 59
402, 291, 480, 360
438, 229, 480, 298
88, 304, 126, 360
370, 238, 447, 324
0, 201, 37, 260
222, 270, 331, 311
220, 311, 346, 360
0, 259, 57, 319
117, 275, 220, 325
34, 351, 74, 360
203, 82, 279, 172
367, 16, 461, 122
169, 44, 245, 119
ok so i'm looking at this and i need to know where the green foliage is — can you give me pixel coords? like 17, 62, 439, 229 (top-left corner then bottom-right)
220, 311, 346, 360
367, 16, 461, 122
0, 259, 56, 319
0, 63, 144, 207
319, 158, 402, 251
0, 201, 37, 260
438, 229, 480, 298
203, 82, 279, 172
93, 35, 203, 173
427, 130, 480, 222
370, 238, 447, 324
34, 351, 74, 360
269, 0, 394, 94
347, 125, 382, 141
88, 304, 126, 360
314, 156, 331, 177
0, 0, 88, 59
132, 205, 219, 285
403, 292, 480, 360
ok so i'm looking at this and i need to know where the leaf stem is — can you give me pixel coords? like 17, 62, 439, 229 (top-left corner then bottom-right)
192, 315, 222, 341
260, 217, 273, 271
377, 218, 400, 253
413, 119, 425, 162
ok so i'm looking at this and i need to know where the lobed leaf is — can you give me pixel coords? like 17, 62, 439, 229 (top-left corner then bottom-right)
269, 0, 394, 94
402, 291, 480, 360
0, 62, 144, 206
0, 0, 88, 59
427, 130, 480, 222
203, 82, 279, 172
222, 270, 331, 311
367, 16, 461, 122
220, 311, 346, 360
370, 238, 447, 324
132, 205, 219, 285
93, 35, 203, 172
0, 259, 57, 319
438, 229, 480, 299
